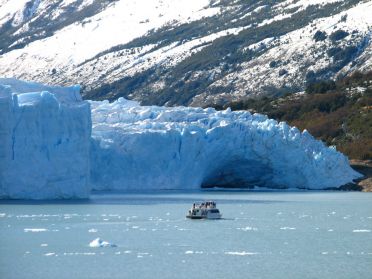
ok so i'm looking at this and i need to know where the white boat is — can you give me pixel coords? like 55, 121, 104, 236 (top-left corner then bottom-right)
186, 201, 222, 219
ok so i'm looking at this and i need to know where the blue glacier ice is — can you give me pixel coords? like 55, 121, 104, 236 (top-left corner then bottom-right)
90, 98, 361, 191
0, 78, 91, 199
0, 79, 362, 199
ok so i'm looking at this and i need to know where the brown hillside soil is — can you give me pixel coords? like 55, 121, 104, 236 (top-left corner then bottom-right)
349, 160, 372, 192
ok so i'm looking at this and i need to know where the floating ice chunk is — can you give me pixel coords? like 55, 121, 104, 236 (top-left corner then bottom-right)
238, 226, 258, 231
89, 238, 117, 248
88, 228, 98, 233
63, 252, 96, 256
24, 228, 48, 232
225, 251, 259, 256
44, 253, 55, 256
352, 229, 371, 233
280, 227, 296, 230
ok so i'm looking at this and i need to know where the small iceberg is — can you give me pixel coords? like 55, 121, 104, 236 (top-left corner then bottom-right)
24, 228, 48, 232
89, 238, 117, 248
352, 229, 371, 233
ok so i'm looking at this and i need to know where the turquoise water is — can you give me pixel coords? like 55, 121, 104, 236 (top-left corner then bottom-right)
1, 191, 372, 279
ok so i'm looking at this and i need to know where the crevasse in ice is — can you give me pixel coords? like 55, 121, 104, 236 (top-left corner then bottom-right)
0, 79, 361, 199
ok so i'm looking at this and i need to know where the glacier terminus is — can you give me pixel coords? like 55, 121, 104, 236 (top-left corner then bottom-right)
0, 79, 362, 199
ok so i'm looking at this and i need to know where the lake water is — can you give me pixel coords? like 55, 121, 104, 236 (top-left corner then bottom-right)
1, 191, 372, 279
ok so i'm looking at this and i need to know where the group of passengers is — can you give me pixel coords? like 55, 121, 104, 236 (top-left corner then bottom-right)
192, 201, 216, 209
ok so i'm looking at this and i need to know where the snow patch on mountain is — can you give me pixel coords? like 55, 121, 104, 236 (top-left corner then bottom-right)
0, 0, 219, 73
195, 1, 372, 105
284, 0, 342, 11
70, 26, 246, 88
0, 0, 371, 106
0, 0, 30, 27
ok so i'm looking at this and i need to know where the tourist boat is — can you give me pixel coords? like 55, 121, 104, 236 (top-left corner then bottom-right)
186, 201, 222, 219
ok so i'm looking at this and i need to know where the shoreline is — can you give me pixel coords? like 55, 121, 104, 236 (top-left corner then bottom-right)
1, 160, 370, 202
350, 160, 372, 192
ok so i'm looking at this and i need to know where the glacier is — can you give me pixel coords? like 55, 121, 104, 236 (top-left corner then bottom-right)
0, 79, 362, 199
0, 78, 91, 199
90, 98, 361, 191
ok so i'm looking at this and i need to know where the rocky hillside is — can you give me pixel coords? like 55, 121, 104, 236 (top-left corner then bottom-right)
213, 71, 372, 160
0, 0, 371, 106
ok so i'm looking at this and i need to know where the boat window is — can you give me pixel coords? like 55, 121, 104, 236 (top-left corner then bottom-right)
210, 209, 220, 213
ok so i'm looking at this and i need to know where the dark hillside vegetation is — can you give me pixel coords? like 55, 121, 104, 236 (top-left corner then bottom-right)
211, 71, 372, 160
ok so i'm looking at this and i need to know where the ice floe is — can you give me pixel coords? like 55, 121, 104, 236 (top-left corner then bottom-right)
89, 238, 117, 248
225, 251, 259, 256
24, 228, 48, 232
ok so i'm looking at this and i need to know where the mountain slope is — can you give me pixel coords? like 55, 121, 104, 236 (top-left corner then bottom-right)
212, 70, 372, 160
0, 0, 371, 106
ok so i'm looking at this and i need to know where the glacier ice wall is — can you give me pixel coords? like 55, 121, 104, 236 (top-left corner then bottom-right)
90, 98, 361, 191
0, 79, 362, 199
0, 79, 91, 199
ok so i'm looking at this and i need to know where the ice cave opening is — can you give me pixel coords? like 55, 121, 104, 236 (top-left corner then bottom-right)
201, 158, 275, 189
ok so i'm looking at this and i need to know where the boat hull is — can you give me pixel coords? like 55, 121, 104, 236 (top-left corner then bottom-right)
186, 214, 222, 219
186, 215, 204, 219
